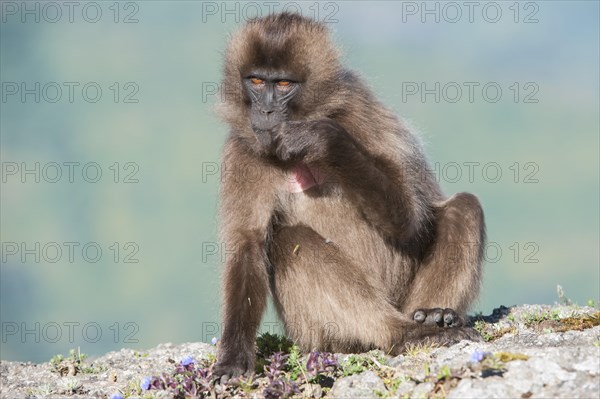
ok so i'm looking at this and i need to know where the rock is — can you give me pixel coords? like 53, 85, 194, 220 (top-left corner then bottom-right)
393, 380, 416, 398
1, 305, 599, 398
410, 381, 434, 398
573, 354, 600, 375
388, 355, 405, 368
0, 342, 216, 399
448, 377, 523, 399
303, 383, 323, 398
329, 371, 386, 398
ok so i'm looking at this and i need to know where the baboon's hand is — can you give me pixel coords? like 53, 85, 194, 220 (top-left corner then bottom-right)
412, 308, 464, 328
275, 119, 347, 163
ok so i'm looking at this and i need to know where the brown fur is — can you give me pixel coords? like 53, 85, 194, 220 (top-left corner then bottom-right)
214, 13, 485, 377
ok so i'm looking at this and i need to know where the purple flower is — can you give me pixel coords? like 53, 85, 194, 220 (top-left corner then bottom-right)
109, 394, 124, 399
140, 376, 152, 390
307, 351, 338, 376
211, 337, 219, 345
265, 352, 288, 381
269, 352, 287, 370
470, 350, 489, 363
180, 355, 195, 366
264, 378, 300, 399
306, 352, 320, 375
322, 353, 338, 368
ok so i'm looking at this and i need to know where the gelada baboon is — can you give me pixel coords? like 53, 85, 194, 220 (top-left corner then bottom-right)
214, 13, 485, 378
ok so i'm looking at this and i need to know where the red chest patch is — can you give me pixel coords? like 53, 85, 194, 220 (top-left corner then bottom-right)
287, 163, 325, 193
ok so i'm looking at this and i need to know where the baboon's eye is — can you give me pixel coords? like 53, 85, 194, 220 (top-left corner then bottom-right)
251, 77, 264, 85
277, 80, 291, 87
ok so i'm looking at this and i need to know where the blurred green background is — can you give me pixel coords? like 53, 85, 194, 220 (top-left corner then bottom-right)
1, 1, 598, 362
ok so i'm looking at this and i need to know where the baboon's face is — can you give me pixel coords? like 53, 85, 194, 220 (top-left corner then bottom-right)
242, 70, 301, 148
222, 14, 339, 153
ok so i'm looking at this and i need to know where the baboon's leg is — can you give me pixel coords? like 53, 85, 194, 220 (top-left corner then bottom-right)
269, 224, 404, 353
402, 192, 485, 320
269, 224, 480, 354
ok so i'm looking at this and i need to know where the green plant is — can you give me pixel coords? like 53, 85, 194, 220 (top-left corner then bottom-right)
523, 309, 560, 326
473, 320, 493, 341
374, 374, 406, 399
122, 378, 142, 397
437, 365, 451, 380
256, 332, 294, 356
238, 374, 258, 394
255, 332, 294, 374
58, 378, 82, 394
29, 384, 53, 397
587, 299, 597, 308
556, 285, 573, 306
404, 341, 440, 357
286, 344, 307, 381
339, 352, 385, 377
384, 376, 403, 393
50, 347, 100, 375
204, 353, 217, 365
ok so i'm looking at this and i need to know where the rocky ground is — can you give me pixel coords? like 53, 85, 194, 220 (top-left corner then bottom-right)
1, 304, 599, 399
